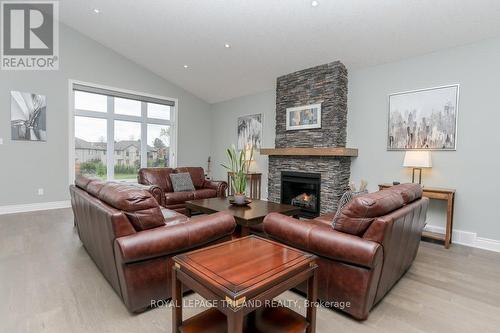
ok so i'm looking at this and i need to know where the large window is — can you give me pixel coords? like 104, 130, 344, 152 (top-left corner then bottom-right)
72, 83, 176, 181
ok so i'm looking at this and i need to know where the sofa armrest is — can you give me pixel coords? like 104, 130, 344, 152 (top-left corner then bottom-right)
264, 213, 382, 269
115, 212, 235, 264
203, 180, 228, 197
127, 182, 164, 206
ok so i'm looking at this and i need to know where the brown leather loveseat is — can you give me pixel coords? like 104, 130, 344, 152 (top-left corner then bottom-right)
138, 167, 227, 214
263, 183, 429, 320
69, 176, 235, 312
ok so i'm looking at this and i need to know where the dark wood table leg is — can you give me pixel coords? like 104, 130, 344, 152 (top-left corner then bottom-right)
172, 266, 182, 333
445, 193, 454, 249
227, 310, 244, 333
306, 269, 318, 333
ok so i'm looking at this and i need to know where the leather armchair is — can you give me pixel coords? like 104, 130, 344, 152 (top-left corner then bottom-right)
138, 167, 227, 214
263, 183, 428, 320
70, 175, 236, 312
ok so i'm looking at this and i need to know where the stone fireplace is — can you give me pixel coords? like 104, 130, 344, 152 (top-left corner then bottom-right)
261, 61, 357, 214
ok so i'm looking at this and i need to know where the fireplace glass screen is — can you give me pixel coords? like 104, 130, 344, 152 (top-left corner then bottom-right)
281, 171, 321, 218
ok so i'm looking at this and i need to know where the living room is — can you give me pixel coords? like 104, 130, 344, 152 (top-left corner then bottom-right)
1, 1, 500, 332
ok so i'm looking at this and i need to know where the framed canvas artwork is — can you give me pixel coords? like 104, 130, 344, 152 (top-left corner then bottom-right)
286, 103, 321, 131
237, 113, 262, 150
11, 91, 47, 141
388, 85, 459, 150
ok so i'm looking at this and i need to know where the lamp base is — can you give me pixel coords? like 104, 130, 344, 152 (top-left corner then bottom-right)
411, 168, 422, 184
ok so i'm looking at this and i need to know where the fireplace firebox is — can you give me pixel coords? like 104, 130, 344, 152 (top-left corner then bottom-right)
281, 171, 321, 218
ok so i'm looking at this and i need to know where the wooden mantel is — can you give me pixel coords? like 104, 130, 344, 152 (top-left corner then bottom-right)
260, 147, 358, 157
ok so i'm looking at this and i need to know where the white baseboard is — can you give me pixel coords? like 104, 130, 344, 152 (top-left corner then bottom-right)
475, 237, 500, 253
0, 200, 71, 215
424, 224, 500, 253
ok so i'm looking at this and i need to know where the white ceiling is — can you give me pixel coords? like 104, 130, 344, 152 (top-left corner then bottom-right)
59, 0, 500, 103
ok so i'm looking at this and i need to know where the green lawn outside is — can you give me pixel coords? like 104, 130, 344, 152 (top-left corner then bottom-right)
114, 173, 138, 180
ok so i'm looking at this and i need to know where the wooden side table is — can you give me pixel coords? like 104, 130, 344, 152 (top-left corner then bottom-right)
227, 172, 262, 199
379, 184, 456, 249
172, 236, 318, 333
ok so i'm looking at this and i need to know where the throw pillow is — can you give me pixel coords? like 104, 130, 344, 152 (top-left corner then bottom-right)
332, 190, 368, 228
170, 172, 195, 192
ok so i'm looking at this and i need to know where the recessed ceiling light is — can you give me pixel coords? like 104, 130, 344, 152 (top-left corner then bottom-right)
224, 43, 231, 48
183, 65, 189, 69
311, 1, 319, 7
93, 8, 100, 14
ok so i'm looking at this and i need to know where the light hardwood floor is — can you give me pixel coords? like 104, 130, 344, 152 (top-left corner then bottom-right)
1, 208, 499, 333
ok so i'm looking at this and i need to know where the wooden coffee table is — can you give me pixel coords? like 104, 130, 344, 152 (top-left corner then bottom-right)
185, 198, 301, 236
172, 236, 318, 333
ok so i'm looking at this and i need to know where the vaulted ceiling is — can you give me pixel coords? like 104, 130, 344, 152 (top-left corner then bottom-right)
60, 0, 500, 103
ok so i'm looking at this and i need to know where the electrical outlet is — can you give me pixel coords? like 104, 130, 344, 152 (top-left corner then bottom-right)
38, 188, 44, 196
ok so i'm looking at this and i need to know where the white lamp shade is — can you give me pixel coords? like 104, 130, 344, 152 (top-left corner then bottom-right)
244, 144, 255, 161
403, 151, 432, 168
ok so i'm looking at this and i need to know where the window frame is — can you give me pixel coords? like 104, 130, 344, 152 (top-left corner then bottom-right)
68, 79, 178, 184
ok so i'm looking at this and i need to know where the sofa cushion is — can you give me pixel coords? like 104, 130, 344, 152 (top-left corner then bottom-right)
170, 172, 196, 192
165, 191, 195, 205
193, 189, 217, 200
387, 183, 422, 204
176, 167, 205, 188
138, 167, 175, 193
75, 175, 93, 190
332, 190, 368, 228
98, 183, 165, 231
334, 189, 405, 236
86, 179, 107, 197
160, 207, 189, 226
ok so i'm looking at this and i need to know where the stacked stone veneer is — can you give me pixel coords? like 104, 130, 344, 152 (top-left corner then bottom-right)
268, 61, 351, 214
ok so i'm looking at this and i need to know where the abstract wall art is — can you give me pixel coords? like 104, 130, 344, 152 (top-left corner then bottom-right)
237, 113, 262, 150
388, 85, 459, 150
11, 91, 47, 141
286, 103, 322, 131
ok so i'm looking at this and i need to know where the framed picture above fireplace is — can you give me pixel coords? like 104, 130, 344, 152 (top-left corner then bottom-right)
286, 103, 321, 131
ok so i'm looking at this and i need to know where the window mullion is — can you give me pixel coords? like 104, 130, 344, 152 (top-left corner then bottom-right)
141, 102, 148, 168
107, 96, 115, 180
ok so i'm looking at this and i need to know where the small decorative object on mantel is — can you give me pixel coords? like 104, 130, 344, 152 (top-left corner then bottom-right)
11, 91, 47, 141
286, 103, 322, 131
221, 145, 254, 205
403, 151, 432, 184
388, 84, 459, 150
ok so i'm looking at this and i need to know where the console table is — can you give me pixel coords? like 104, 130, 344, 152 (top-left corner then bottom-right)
379, 184, 456, 249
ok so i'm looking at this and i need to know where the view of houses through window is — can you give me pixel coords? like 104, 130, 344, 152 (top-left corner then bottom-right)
73, 86, 174, 180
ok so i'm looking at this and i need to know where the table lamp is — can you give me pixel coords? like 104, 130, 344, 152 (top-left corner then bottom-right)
244, 144, 255, 172
403, 151, 432, 184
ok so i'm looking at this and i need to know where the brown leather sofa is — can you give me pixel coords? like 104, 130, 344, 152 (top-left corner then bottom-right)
138, 167, 227, 214
69, 176, 235, 312
263, 183, 429, 320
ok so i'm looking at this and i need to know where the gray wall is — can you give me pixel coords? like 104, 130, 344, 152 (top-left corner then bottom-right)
348, 37, 500, 241
210, 37, 500, 241
0, 24, 212, 206
210, 90, 276, 199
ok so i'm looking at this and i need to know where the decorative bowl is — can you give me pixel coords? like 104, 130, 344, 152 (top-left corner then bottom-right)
229, 197, 252, 206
